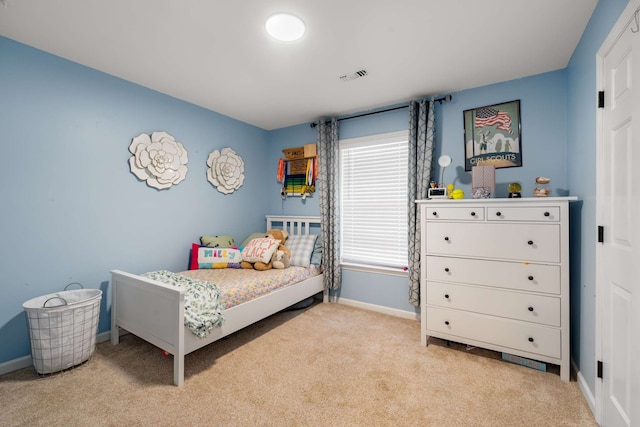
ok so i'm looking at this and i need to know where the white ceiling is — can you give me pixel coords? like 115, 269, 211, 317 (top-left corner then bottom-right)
0, 0, 598, 130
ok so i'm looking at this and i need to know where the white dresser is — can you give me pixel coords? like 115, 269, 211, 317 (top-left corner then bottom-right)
416, 197, 576, 381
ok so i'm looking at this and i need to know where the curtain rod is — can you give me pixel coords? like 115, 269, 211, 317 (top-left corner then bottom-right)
309, 95, 452, 128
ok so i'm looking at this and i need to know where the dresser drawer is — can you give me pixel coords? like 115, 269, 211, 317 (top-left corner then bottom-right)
425, 206, 484, 221
426, 281, 560, 327
426, 256, 561, 294
425, 222, 560, 263
487, 206, 560, 222
426, 307, 561, 359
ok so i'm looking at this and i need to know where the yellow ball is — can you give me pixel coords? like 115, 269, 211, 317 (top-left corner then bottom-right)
451, 189, 464, 199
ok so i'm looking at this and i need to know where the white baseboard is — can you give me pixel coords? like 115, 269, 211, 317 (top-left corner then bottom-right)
0, 355, 32, 375
330, 296, 420, 321
0, 330, 115, 376
572, 358, 598, 423
97, 330, 112, 343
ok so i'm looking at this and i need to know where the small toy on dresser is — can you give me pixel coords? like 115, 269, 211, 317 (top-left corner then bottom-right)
450, 188, 465, 199
508, 182, 522, 198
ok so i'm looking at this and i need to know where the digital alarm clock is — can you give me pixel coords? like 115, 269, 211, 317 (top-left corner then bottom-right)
428, 154, 452, 199
428, 187, 448, 199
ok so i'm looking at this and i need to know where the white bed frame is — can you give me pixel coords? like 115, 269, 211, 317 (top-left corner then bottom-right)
110, 215, 325, 386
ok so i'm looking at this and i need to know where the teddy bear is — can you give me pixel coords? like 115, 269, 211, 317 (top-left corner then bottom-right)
272, 249, 291, 269
240, 229, 290, 271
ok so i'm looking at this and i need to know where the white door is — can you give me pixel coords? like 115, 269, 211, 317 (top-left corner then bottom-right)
598, 4, 640, 426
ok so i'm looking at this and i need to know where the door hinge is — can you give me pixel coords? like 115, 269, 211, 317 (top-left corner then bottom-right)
598, 91, 605, 108
598, 226, 604, 243
597, 360, 603, 379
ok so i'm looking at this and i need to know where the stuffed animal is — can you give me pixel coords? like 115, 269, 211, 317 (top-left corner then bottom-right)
240, 229, 290, 271
272, 249, 291, 269
266, 229, 291, 256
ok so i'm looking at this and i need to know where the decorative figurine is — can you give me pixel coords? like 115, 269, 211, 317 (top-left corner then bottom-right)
508, 182, 522, 198
533, 177, 551, 197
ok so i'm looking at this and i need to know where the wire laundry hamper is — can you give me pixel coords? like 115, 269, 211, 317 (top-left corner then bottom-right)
23, 283, 102, 375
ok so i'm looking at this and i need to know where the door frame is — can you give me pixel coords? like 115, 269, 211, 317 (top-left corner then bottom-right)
595, 0, 640, 424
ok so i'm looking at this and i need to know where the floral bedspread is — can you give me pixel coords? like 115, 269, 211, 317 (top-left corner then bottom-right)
142, 270, 225, 339
180, 265, 321, 309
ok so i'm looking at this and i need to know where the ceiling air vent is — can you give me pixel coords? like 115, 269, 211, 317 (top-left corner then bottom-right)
339, 69, 368, 82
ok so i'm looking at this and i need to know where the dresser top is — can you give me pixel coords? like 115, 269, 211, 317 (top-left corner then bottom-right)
416, 196, 578, 204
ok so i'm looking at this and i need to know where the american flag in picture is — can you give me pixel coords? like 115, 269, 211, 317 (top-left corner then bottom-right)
475, 107, 513, 134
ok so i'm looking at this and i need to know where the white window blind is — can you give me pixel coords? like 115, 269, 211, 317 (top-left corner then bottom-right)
340, 131, 408, 269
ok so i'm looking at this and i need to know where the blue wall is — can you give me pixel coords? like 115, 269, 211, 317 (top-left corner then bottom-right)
0, 36, 271, 363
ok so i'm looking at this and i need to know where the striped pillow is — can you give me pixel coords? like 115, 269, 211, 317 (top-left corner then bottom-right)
286, 234, 318, 267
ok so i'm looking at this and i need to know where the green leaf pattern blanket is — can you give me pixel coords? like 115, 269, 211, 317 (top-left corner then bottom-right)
142, 270, 225, 338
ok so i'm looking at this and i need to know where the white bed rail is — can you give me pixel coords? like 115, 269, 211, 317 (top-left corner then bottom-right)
266, 215, 321, 236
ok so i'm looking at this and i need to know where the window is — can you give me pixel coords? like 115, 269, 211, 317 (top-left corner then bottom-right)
340, 131, 408, 270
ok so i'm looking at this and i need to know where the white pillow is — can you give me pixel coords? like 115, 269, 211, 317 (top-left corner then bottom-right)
286, 234, 318, 267
241, 238, 279, 263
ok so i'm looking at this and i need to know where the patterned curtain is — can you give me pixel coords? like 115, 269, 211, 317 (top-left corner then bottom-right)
408, 99, 435, 306
317, 118, 341, 290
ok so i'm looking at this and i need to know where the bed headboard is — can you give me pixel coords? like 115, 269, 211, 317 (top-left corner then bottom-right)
265, 215, 321, 236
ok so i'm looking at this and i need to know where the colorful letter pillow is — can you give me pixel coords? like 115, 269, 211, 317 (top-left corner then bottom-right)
198, 246, 242, 269
241, 238, 279, 263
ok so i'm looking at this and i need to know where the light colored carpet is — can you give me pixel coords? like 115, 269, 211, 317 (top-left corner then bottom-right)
0, 302, 596, 426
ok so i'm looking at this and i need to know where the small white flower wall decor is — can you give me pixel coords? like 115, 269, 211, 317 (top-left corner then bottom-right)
129, 131, 189, 190
207, 147, 245, 194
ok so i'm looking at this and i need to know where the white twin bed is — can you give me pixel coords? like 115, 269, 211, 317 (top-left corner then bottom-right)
110, 215, 325, 386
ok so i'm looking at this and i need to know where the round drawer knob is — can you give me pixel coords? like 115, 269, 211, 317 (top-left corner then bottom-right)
444, 321, 450, 326
444, 267, 450, 272
444, 237, 449, 241
470, 211, 476, 217
528, 275, 534, 281
444, 294, 450, 299
496, 211, 502, 216
527, 240, 534, 245
544, 212, 550, 217
528, 337, 534, 343
528, 306, 534, 312
432, 211, 437, 216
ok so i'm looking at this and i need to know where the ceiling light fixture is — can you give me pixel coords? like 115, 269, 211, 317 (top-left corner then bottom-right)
265, 13, 305, 42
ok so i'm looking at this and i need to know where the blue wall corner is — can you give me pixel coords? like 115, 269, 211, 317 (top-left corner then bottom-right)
0, 36, 271, 363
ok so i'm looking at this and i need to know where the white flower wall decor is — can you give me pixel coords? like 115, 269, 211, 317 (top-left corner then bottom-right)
207, 147, 245, 194
129, 131, 189, 190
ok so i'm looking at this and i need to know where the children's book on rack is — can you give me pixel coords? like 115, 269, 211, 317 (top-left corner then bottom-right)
278, 145, 317, 197
284, 174, 308, 195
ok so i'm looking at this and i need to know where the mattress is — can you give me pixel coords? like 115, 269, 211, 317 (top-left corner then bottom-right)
179, 265, 321, 309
